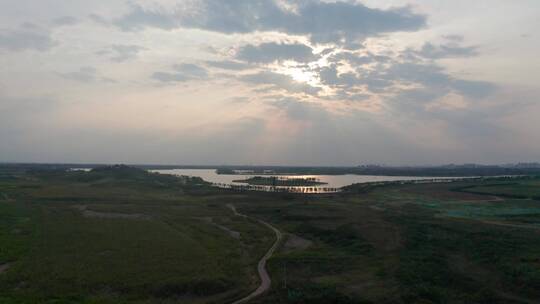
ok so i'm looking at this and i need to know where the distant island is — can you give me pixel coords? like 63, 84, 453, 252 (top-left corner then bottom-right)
233, 176, 327, 187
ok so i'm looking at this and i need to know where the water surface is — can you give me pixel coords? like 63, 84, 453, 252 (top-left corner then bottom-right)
150, 169, 462, 193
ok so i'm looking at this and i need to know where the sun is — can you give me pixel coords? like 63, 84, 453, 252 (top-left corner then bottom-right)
278, 65, 320, 87
288, 68, 313, 83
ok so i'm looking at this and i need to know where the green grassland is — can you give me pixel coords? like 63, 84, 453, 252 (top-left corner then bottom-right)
0, 166, 273, 303
240, 179, 540, 303
1, 166, 540, 303
454, 178, 540, 199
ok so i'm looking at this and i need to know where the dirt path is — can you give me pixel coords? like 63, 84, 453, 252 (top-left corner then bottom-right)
479, 220, 540, 231
227, 204, 282, 304
475, 195, 505, 202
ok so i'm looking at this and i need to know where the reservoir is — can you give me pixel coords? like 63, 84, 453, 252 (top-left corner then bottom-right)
150, 169, 464, 193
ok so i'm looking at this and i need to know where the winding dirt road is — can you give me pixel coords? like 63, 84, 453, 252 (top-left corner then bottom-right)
227, 204, 282, 304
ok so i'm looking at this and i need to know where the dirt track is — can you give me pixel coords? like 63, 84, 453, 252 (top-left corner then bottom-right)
227, 204, 282, 304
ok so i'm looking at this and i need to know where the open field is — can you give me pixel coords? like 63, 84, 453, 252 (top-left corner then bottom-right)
1, 165, 540, 303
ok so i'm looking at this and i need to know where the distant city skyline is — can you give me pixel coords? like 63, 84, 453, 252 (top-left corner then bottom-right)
1, 1, 539, 165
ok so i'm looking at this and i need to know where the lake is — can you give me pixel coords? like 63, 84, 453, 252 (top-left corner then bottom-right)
150, 169, 464, 193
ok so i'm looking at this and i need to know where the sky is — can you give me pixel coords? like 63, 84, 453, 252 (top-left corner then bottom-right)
0, 0, 539, 166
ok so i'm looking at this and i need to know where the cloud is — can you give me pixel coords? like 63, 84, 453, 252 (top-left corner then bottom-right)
52, 16, 79, 27
388, 62, 497, 98
174, 63, 208, 78
227, 96, 251, 104
330, 51, 376, 66
385, 62, 450, 88
271, 97, 330, 121
302, 42, 495, 105
414, 42, 478, 59
318, 64, 360, 88
88, 13, 109, 25
58, 66, 115, 83
152, 63, 208, 82
206, 60, 251, 70
0, 24, 56, 51
97, 44, 146, 62
239, 71, 320, 95
213, 36, 495, 106
114, 4, 177, 31
115, 1, 426, 46
452, 79, 497, 99
59, 67, 98, 82
236, 42, 317, 63
442, 34, 464, 42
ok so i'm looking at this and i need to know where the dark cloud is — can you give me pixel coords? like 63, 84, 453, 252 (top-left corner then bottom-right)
152, 63, 208, 82
388, 62, 497, 99
115, 1, 426, 45
379, 62, 496, 107
318, 64, 359, 88
236, 42, 317, 63
414, 42, 478, 59
0, 24, 56, 51
314, 44, 496, 104
222, 37, 495, 106
386, 62, 450, 87
452, 79, 497, 99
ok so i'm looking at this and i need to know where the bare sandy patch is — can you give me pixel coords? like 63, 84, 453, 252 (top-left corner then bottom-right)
74, 205, 150, 220
197, 217, 241, 239
0, 263, 10, 274
283, 233, 312, 252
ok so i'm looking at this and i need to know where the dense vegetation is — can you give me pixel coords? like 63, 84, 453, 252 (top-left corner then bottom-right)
1, 164, 539, 303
